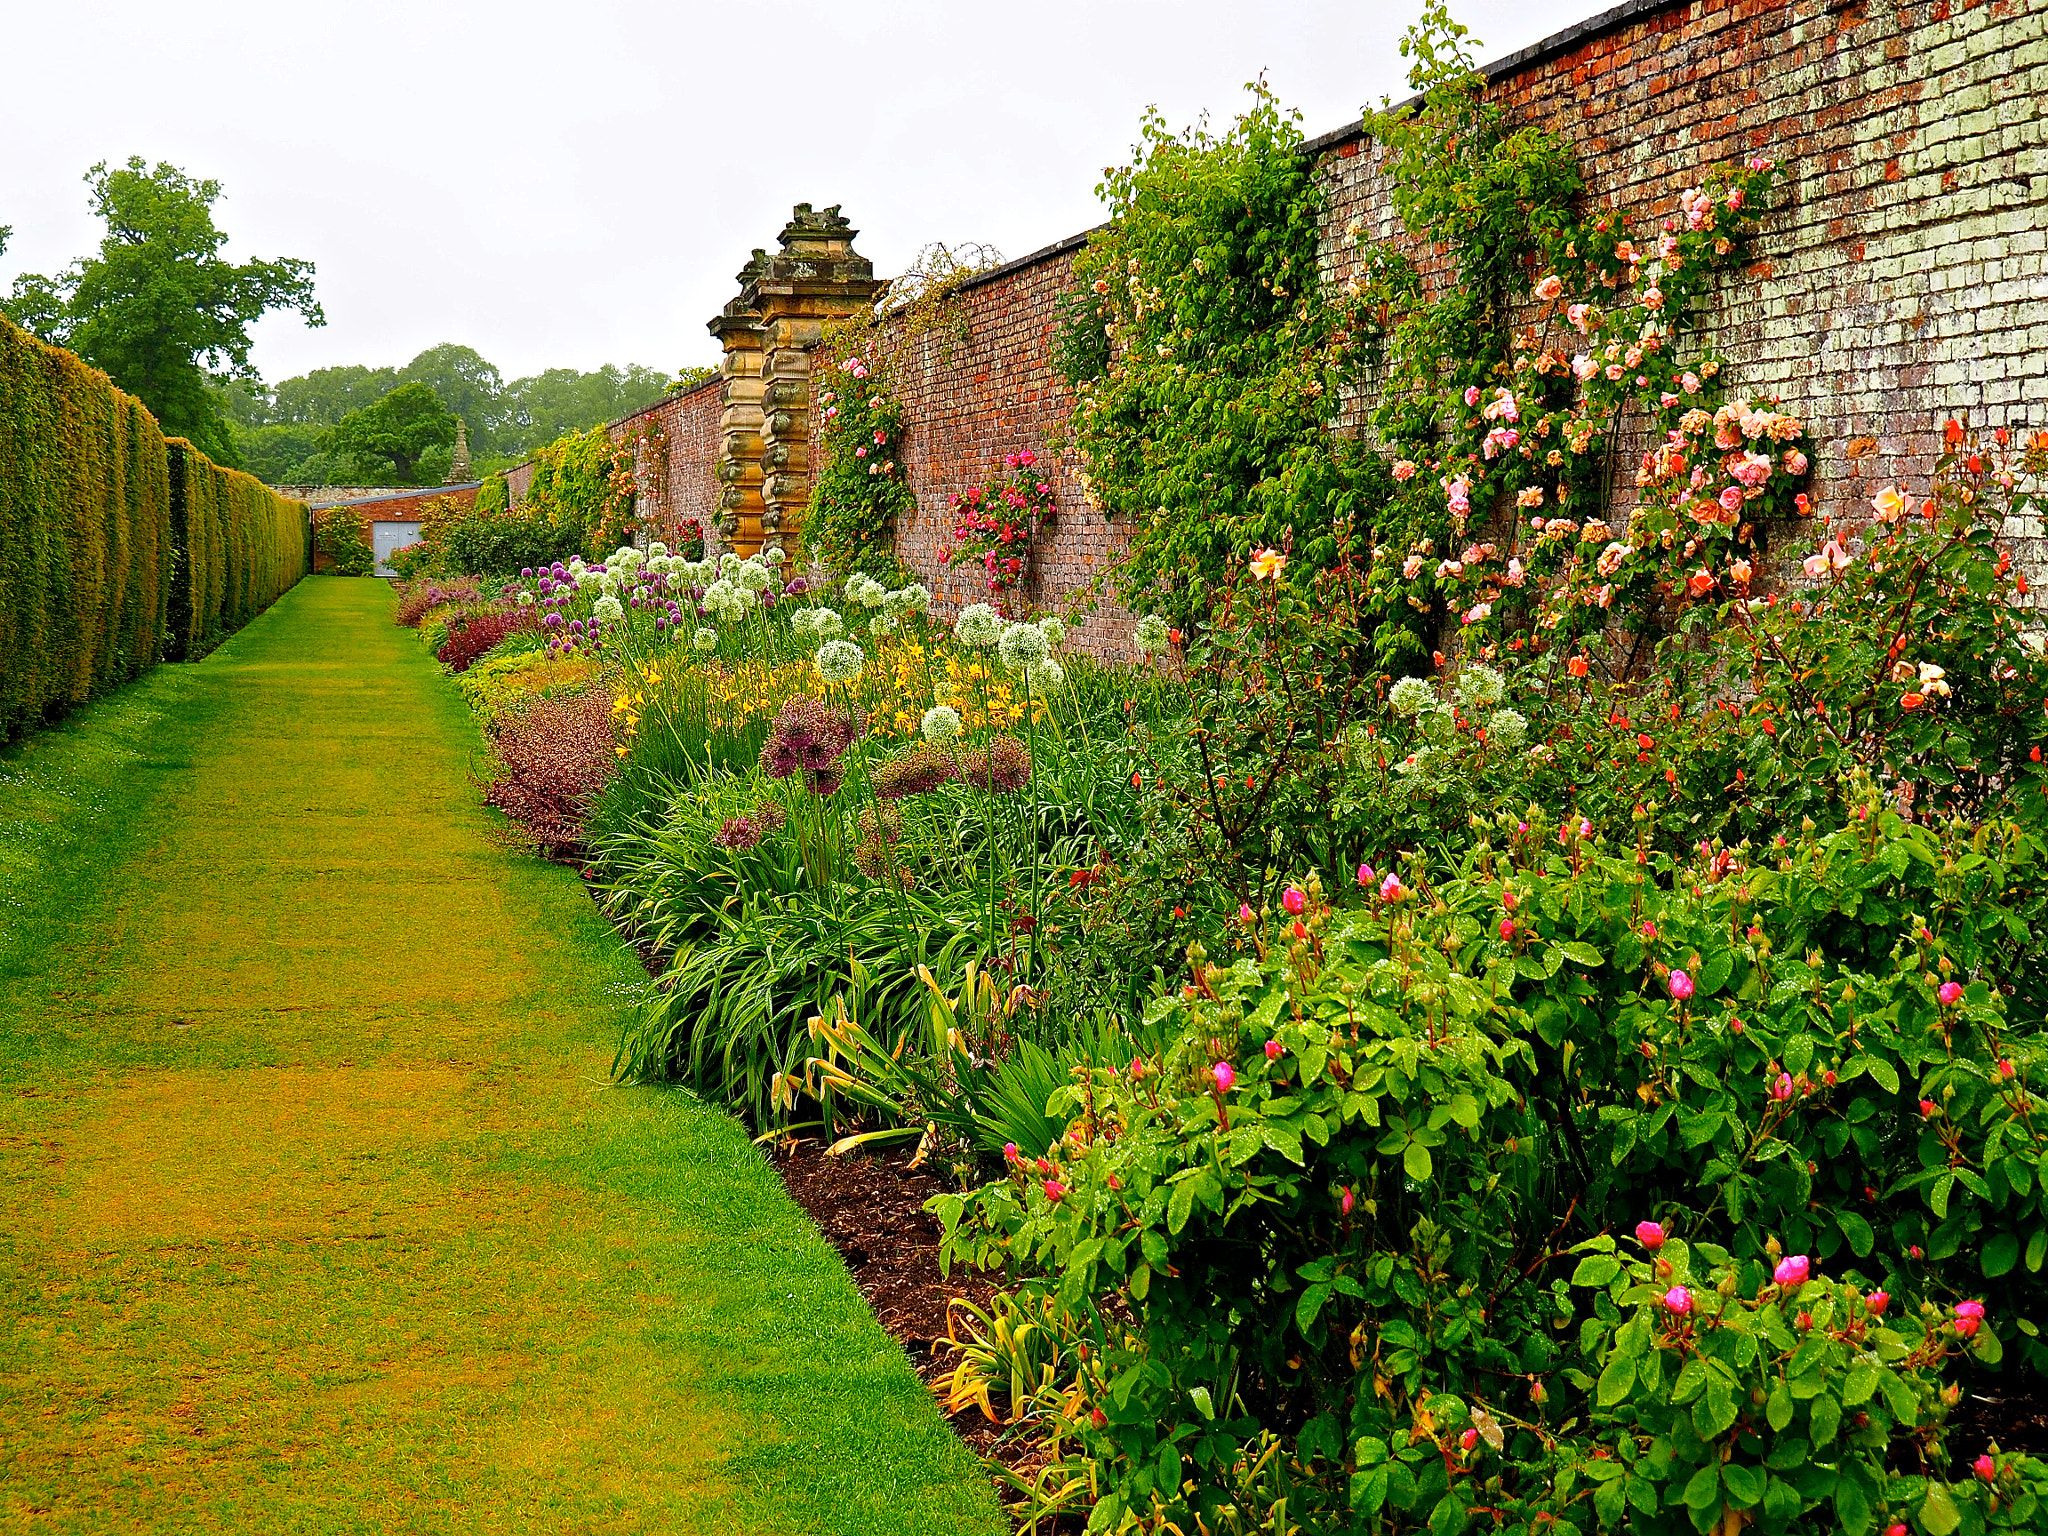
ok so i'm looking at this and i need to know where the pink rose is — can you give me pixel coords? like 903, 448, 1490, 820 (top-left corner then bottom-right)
1210, 1061, 1236, 1094
1357, 864, 1376, 889
1664, 1286, 1692, 1315
1340, 1185, 1355, 1215
1282, 886, 1305, 916
1773, 1254, 1810, 1287
1636, 1221, 1666, 1250
1668, 970, 1694, 1001
1380, 873, 1406, 902
1500, 918, 1515, 940
1265, 1040, 1283, 1060
1239, 903, 1256, 925
1463, 385, 1480, 407
1535, 275, 1563, 301
1974, 1454, 1996, 1482
1718, 485, 1745, 513
1938, 981, 1962, 1006
1867, 1290, 1889, 1315
1043, 1179, 1066, 1201
1770, 1072, 1793, 1101
1392, 458, 1417, 481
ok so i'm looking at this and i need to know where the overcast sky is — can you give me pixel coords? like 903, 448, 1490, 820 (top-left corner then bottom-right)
3, 0, 1600, 388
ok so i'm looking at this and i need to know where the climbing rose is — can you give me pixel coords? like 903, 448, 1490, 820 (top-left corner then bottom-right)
1866, 1290, 1889, 1315
1264, 1040, 1282, 1060
1340, 1186, 1355, 1216
1920, 1098, 1938, 1117
1773, 1255, 1811, 1287
1974, 1455, 1996, 1482
1380, 873, 1406, 902
1500, 918, 1515, 940
1459, 1428, 1480, 1452
1938, 980, 1963, 1005
1664, 1286, 1692, 1315
1282, 886, 1305, 915
1043, 1179, 1066, 1202
1357, 863, 1376, 888
1999, 1059, 2016, 1079
1668, 970, 1695, 1000
1239, 903, 1255, 925
1955, 1300, 1986, 1337
1003, 1142, 1019, 1163
1248, 547, 1287, 581
1636, 1221, 1666, 1250
1210, 1062, 1236, 1094
1770, 1072, 1793, 1100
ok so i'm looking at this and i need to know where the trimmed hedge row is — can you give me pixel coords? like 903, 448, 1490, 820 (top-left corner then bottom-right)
0, 315, 172, 740
166, 441, 311, 660
0, 313, 310, 737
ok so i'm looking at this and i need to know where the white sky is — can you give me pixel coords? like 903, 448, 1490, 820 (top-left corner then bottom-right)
4, 0, 1601, 387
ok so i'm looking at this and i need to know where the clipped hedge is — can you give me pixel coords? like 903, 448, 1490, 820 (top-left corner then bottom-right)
0, 311, 312, 736
165, 441, 310, 661
0, 313, 172, 740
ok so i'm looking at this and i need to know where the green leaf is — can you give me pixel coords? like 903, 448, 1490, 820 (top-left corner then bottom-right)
1834, 1477, 1874, 1535
1296, 1282, 1331, 1335
1836, 1211, 1875, 1258
1403, 1140, 1434, 1182
1920, 1481, 1962, 1536
1867, 1058, 1900, 1094
1842, 1363, 1879, 1406
1766, 1381, 1794, 1432
1809, 1392, 1841, 1446
1984, 1231, 2020, 1278
1722, 1463, 1763, 1508
1558, 941, 1604, 967
1188, 1385, 1215, 1421
1428, 1492, 1469, 1536
1682, 1463, 1721, 1510
1693, 1379, 1739, 1440
1931, 1171, 1955, 1219
1595, 1352, 1635, 1408
1572, 1254, 1622, 1288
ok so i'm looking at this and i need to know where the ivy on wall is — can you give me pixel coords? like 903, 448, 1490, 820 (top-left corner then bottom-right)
808, 355, 914, 581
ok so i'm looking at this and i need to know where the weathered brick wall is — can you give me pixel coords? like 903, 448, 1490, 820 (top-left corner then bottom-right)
1316, 0, 2048, 574
505, 0, 2047, 634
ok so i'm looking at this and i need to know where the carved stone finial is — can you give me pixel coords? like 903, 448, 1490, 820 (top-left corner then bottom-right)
444, 418, 471, 484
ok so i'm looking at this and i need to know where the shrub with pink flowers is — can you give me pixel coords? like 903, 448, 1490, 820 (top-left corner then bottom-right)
805, 354, 915, 581
942, 449, 1056, 605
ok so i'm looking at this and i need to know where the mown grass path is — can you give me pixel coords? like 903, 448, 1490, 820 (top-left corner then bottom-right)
0, 577, 1002, 1536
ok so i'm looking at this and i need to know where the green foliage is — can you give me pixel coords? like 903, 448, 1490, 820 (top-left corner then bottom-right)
475, 472, 510, 515
806, 357, 916, 581
6, 158, 322, 466
0, 313, 171, 740
315, 513, 375, 577
438, 511, 586, 578
321, 380, 456, 484
518, 425, 623, 557
1064, 81, 1381, 612
165, 441, 310, 659
936, 797, 2048, 1530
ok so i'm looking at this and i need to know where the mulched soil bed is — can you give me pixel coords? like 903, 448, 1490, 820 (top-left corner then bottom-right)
767, 1138, 1079, 1522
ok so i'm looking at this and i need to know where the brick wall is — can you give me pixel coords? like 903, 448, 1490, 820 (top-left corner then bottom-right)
505, 0, 2048, 640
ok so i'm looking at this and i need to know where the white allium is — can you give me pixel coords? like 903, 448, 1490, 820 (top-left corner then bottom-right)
921, 705, 963, 743
693, 627, 718, 652
763, 546, 787, 566
516, 591, 535, 607
955, 603, 1004, 648
870, 612, 899, 637
1037, 615, 1068, 649
592, 594, 625, 625
647, 541, 669, 559
815, 639, 866, 684
1458, 664, 1506, 711
811, 607, 846, 640
1134, 614, 1171, 655
889, 583, 932, 615
846, 573, 888, 609
1486, 708, 1529, 750
1389, 676, 1434, 717
736, 561, 771, 594
719, 553, 742, 577
998, 621, 1051, 672
1028, 657, 1065, 690
789, 608, 818, 641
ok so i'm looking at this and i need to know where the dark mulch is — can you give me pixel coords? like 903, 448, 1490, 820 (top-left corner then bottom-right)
1949, 1375, 2048, 1461
767, 1138, 1070, 1515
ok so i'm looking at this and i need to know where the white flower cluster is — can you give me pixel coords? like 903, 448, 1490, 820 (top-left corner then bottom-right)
815, 638, 866, 684
955, 603, 1004, 648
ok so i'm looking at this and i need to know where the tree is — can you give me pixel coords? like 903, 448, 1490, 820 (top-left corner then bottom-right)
271, 364, 398, 426
399, 344, 505, 453
6, 158, 322, 465
322, 381, 455, 484
499, 363, 670, 457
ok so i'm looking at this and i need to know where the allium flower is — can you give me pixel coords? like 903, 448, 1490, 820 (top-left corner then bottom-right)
960, 735, 1031, 793
1773, 1254, 1811, 1287
1028, 657, 1065, 690
516, 591, 535, 607
1486, 709, 1529, 750
873, 742, 959, 800
1282, 886, 1306, 916
886, 582, 930, 615
811, 608, 846, 640
1636, 1221, 1666, 1250
593, 594, 625, 626
998, 620, 1051, 672
759, 698, 859, 780
736, 561, 771, 594
693, 627, 718, 652
1133, 613, 1172, 655
1210, 1061, 1236, 1093
712, 813, 766, 851
1037, 615, 1067, 649
815, 639, 865, 684
1668, 970, 1695, 1001
920, 705, 963, 744
1458, 664, 1505, 710
1664, 1286, 1692, 1315
1938, 980, 1962, 1006
1389, 677, 1433, 717
956, 603, 1004, 648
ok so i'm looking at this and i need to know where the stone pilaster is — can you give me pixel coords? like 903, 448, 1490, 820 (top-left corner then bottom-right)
708, 207, 883, 558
